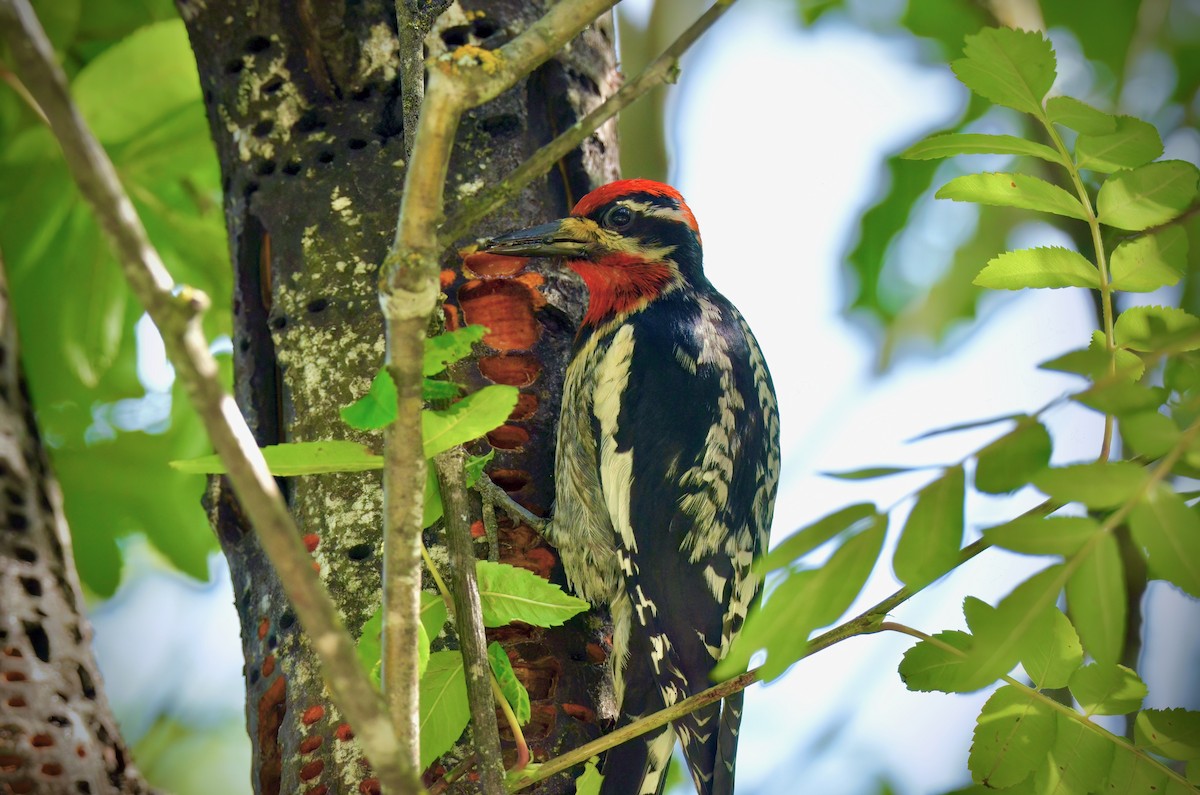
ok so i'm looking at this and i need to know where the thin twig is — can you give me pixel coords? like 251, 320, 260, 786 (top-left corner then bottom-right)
434, 447, 506, 794
476, 474, 547, 533
440, 0, 738, 246
0, 1, 420, 792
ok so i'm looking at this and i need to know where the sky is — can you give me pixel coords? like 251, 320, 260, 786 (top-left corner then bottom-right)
87, 2, 1200, 794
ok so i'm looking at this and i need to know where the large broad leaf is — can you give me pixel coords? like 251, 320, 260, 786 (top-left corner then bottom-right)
1097, 161, 1200, 231
475, 561, 589, 628
1018, 608, 1082, 690
1069, 663, 1147, 716
1045, 96, 1117, 135
1075, 116, 1164, 173
419, 651, 470, 771
974, 419, 1052, 494
951, 27, 1056, 117
1109, 227, 1188, 293
1040, 330, 1145, 382
893, 466, 964, 589
1128, 483, 1200, 598
341, 369, 400, 431
1120, 411, 1181, 459
1032, 462, 1146, 509
974, 247, 1099, 290
72, 21, 202, 144
758, 502, 877, 574
937, 173, 1087, 221
488, 642, 531, 725
1067, 533, 1127, 665
902, 133, 1063, 165
719, 514, 887, 682
969, 685, 1056, 789
982, 515, 1098, 558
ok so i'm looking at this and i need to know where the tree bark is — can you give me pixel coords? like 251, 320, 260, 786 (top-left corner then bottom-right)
0, 253, 154, 795
179, 1, 619, 791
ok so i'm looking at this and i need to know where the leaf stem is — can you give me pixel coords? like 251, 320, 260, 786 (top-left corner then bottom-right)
1039, 115, 1117, 460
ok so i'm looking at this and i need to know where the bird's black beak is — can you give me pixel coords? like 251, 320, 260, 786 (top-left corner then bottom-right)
478, 218, 592, 258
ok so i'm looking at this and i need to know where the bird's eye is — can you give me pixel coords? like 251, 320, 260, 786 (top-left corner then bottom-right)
605, 206, 634, 230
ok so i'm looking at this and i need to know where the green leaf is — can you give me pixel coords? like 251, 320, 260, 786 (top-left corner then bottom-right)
171, 440, 383, 475
1097, 160, 1200, 231
1121, 412, 1181, 459
720, 514, 887, 682
893, 466, 965, 588
982, 515, 1099, 557
1114, 305, 1200, 352
487, 642, 531, 725
952, 27, 1056, 117
423, 385, 519, 458
908, 412, 1024, 441
975, 419, 1052, 494
1041, 712, 1114, 793
475, 561, 589, 628
424, 465, 444, 528
341, 369, 398, 430
1128, 483, 1200, 598
574, 758, 604, 795
419, 651, 470, 771
1069, 662, 1147, 716
759, 502, 877, 574
356, 606, 384, 686
1106, 743, 1170, 793
424, 378, 463, 401
1076, 116, 1164, 173
1135, 709, 1200, 760
420, 591, 449, 643
1109, 227, 1188, 293
960, 566, 1067, 691
897, 629, 976, 693
1045, 96, 1117, 134
1073, 382, 1167, 417
1067, 533, 1127, 665
59, 207, 129, 387
1032, 461, 1146, 509
902, 133, 1064, 165
72, 21, 202, 144
1039, 340, 1144, 382
1018, 608, 1082, 690
821, 466, 922, 480
937, 173, 1087, 221
974, 246, 1099, 290
424, 325, 489, 376
969, 685, 1056, 789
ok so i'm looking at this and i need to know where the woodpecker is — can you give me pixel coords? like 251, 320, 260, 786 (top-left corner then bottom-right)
480, 179, 779, 795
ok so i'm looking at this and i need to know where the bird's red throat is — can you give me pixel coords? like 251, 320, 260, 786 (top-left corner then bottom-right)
568, 253, 674, 327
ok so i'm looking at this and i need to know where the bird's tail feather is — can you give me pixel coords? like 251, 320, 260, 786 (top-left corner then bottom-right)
600, 724, 675, 795
711, 692, 744, 795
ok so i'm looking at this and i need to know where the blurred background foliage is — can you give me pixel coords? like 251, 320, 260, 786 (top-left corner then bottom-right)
2, 0, 1198, 794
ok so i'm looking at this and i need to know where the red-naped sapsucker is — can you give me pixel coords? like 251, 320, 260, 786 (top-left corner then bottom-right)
481, 179, 780, 795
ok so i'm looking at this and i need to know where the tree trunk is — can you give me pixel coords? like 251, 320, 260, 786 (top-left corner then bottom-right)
0, 253, 154, 795
178, 1, 619, 791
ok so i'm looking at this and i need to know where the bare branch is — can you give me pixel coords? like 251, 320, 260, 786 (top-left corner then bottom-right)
0, 2, 422, 792
441, 0, 739, 245
434, 448, 506, 793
